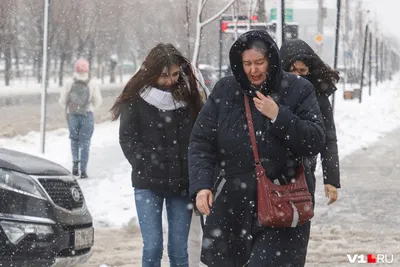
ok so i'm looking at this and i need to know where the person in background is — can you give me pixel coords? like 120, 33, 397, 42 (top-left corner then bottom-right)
280, 39, 341, 204
59, 58, 102, 178
110, 43, 207, 267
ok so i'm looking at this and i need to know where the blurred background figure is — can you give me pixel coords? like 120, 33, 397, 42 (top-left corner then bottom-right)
59, 58, 102, 178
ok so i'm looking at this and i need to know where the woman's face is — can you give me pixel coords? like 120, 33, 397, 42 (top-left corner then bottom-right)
242, 48, 269, 86
289, 61, 309, 76
155, 64, 180, 89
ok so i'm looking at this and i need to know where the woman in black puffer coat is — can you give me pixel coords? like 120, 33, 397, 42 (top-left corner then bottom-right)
280, 39, 341, 204
189, 30, 325, 267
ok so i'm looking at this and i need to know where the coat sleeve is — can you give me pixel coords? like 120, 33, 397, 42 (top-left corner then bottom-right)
119, 102, 149, 168
188, 87, 219, 199
317, 94, 341, 188
269, 82, 325, 157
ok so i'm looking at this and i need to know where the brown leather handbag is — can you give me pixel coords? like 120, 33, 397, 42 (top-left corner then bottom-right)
244, 94, 314, 228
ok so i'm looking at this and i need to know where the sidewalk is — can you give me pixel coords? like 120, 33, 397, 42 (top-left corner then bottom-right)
307, 127, 400, 266
80, 127, 400, 267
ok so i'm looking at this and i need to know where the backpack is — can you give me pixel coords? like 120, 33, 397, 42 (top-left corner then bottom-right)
67, 79, 90, 115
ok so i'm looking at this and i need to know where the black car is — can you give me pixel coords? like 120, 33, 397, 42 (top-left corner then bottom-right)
0, 148, 93, 267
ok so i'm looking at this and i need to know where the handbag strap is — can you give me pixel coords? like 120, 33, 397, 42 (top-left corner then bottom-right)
244, 94, 261, 165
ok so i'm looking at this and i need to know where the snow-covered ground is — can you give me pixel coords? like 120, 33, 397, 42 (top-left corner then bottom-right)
334, 79, 400, 157
1, 74, 400, 229
0, 123, 132, 227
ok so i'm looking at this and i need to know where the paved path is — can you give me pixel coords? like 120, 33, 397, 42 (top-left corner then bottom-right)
80, 127, 400, 266
307, 127, 400, 266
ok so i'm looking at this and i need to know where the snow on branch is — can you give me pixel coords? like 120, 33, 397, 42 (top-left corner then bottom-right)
202, 0, 236, 26
192, 0, 236, 65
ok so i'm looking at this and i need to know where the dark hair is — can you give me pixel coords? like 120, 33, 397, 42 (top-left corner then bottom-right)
300, 57, 340, 90
110, 43, 203, 121
247, 40, 269, 57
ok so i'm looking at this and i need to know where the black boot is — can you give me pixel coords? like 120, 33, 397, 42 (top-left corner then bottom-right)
72, 161, 79, 176
80, 171, 89, 179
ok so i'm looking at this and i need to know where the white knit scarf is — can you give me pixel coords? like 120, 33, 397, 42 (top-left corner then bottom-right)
139, 87, 187, 110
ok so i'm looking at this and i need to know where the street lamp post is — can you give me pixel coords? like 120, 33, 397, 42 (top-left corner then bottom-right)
375, 38, 379, 85
219, 17, 223, 79
368, 32, 372, 96
316, 0, 324, 55
281, 0, 285, 44
40, 0, 50, 154
276, 0, 283, 47
359, 24, 369, 103
331, 0, 341, 112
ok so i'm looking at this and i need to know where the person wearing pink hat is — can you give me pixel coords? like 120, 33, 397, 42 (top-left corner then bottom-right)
59, 58, 102, 178
74, 58, 90, 73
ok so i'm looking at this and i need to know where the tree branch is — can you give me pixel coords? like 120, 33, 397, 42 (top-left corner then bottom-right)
201, 0, 236, 26
200, 0, 208, 11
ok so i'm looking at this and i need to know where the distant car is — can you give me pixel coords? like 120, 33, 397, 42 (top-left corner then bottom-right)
221, 65, 233, 77
336, 67, 365, 84
0, 148, 93, 267
198, 64, 219, 90
199, 69, 215, 89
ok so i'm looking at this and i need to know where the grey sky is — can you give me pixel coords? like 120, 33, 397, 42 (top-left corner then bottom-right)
362, 0, 400, 39
281, 0, 400, 40
323, 0, 400, 40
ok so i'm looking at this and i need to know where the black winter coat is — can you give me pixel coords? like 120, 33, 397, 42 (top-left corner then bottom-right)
315, 93, 341, 188
280, 39, 341, 188
189, 31, 325, 266
119, 96, 194, 195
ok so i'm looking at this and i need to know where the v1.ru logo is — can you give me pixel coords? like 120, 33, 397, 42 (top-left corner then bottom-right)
347, 254, 394, 264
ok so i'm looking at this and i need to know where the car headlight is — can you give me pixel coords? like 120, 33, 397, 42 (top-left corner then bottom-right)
0, 169, 46, 200
0, 221, 54, 245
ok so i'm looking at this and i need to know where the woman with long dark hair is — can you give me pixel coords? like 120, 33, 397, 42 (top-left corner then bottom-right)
111, 43, 206, 267
280, 39, 341, 205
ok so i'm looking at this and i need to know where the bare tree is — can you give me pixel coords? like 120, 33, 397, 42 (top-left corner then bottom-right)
1, 0, 287, 84
257, 0, 266, 22
11, 1, 24, 79
232, 1, 241, 39
192, 0, 236, 66
20, 0, 61, 85
52, 1, 75, 86
0, 0, 17, 86
70, 0, 97, 58
185, 0, 192, 57
21, 0, 46, 83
